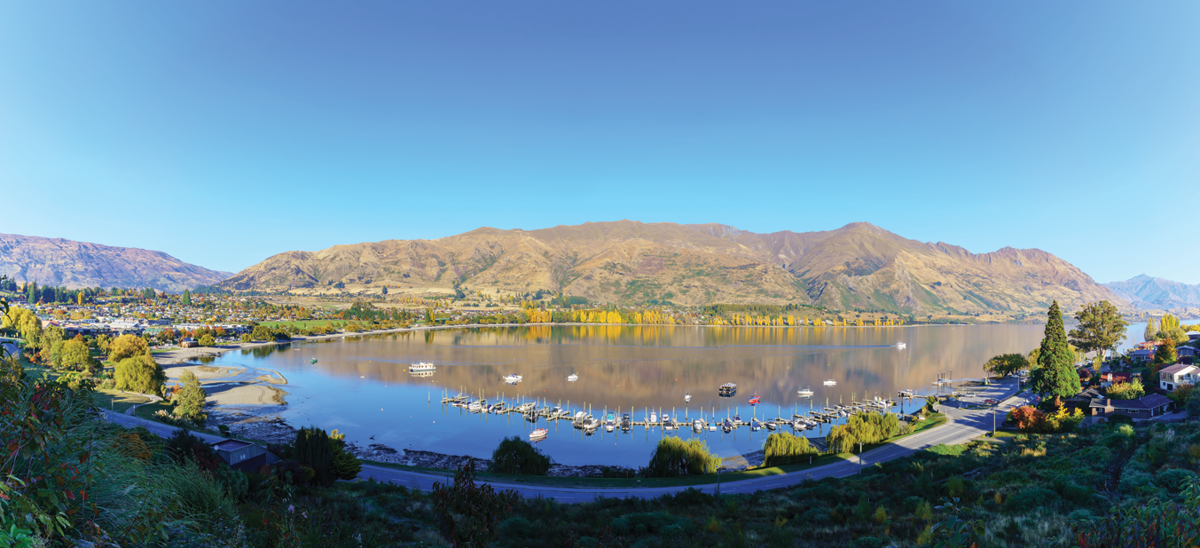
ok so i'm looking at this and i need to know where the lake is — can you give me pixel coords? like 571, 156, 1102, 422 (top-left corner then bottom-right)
201, 324, 1046, 467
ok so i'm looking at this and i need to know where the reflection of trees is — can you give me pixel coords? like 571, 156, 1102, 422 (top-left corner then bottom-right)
265, 325, 1042, 410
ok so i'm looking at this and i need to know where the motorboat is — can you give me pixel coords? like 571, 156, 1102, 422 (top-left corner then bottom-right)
750, 418, 761, 431
310, 358, 318, 364
468, 400, 485, 413
685, 392, 691, 403
621, 413, 632, 431
529, 428, 548, 440
693, 419, 705, 431
823, 380, 837, 386
582, 417, 600, 430
567, 373, 579, 382
650, 411, 658, 424
709, 423, 718, 432
718, 383, 737, 397
765, 421, 777, 431
503, 374, 523, 383
749, 390, 760, 405
895, 342, 907, 349
606, 412, 616, 432
409, 362, 435, 372
663, 415, 674, 431
798, 388, 814, 398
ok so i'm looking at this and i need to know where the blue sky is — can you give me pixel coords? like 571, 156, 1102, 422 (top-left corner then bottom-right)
1, 1, 1197, 283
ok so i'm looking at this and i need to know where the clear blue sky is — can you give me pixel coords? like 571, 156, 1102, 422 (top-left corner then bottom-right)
1, 2, 1196, 283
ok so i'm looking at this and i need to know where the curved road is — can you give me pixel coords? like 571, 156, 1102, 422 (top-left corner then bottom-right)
104, 379, 1024, 503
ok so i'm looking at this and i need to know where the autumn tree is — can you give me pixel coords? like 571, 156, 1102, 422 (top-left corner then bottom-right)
1068, 301, 1128, 361
1154, 339, 1177, 366
1144, 317, 1157, 342
1029, 301, 1081, 402
108, 334, 149, 362
59, 339, 98, 375
172, 369, 207, 424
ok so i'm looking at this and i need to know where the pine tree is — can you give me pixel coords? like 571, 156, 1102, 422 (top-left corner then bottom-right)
294, 427, 334, 486
181, 289, 192, 306
1029, 301, 1080, 403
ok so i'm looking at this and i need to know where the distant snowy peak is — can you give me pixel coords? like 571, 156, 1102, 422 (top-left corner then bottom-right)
1103, 275, 1200, 310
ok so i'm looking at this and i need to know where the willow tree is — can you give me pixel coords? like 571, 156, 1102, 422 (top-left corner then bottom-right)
1030, 301, 1080, 403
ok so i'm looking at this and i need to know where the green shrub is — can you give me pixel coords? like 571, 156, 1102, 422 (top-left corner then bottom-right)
1153, 469, 1198, 493
644, 437, 720, 477
490, 436, 552, 476
763, 432, 818, 466
926, 444, 966, 457
1004, 487, 1059, 513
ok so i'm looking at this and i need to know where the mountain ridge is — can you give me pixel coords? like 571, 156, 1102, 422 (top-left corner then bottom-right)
1103, 275, 1200, 310
0, 233, 233, 292
219, 220, 1121, 315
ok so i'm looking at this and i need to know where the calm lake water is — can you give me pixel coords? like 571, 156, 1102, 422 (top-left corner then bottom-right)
202, 324, 1045, 467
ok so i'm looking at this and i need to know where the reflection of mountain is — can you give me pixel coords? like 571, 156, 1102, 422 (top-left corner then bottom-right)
258, 325, 1042, 409
220, 220, 1117, 315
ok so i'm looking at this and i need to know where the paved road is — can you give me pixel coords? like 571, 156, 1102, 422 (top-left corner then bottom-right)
101, 379, 1025, 503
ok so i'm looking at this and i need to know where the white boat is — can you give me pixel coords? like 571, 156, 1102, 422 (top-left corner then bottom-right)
708, 424, 718, 432
409, 362, 436, 372
798, 388, 814, 397
567, 373, 579, 382
650, 412, 658, 424
693, 419, 705, 431
823, 379, 837, 386
684, 392, 691, 403
503, 373, 523, 383
529, 428, 548, 440
895, 342, 907, 349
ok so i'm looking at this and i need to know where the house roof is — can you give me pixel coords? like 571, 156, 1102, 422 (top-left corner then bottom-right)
1160, 363, 1198, 375
1131, 349, 1153, 356
212, 439, 252, 451
1105, 394, 1173, 410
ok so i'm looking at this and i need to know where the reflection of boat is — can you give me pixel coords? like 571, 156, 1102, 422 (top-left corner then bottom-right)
895, 342, 907, 349
409, 362, 435, 372
409, 370, 434, 378
503, 374, 523, 383
529, 428, 548, 440
798, 388, 814, 397
823, 380, 837, 386
567, 373, 578, 382
749, 390, 760, 405
718, 383, 737, 397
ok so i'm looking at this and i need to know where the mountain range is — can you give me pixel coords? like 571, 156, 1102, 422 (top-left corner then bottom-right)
0, 233, 232, 293
218, 220, 1119, 315
1103, 275, 1200, 310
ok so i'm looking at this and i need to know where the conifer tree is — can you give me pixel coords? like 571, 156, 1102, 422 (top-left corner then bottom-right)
294, 426, 335, 486
181, 289, 192, 306
1029, 301, 1080, 403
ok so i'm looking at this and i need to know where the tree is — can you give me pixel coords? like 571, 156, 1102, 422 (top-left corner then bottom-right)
1029, 301, 1081, 402
181, 289, 192, 306
172, 369, 208, 424
328, 430, 362, 481
1108, 378, 1145, 400
1144, 317, 1158, 343
58, 339, 97, 374
490, 437, 552, 475
108, 334, 149, 362
250, 325, 273, 341
114, 354, 167, 394
982, 353, 1027, 378
198, 334, 215, 347
1069, 301, 1128, 361
1154, 339, 1177, 366
380, 286, 388, 295
294, 426, 335, 486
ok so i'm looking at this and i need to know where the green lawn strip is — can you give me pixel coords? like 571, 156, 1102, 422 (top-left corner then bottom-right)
261, 320, 339, 329
92, 388, 153, 413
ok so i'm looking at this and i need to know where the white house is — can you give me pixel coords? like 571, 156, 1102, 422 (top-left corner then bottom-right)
1159, 363, 1199, 392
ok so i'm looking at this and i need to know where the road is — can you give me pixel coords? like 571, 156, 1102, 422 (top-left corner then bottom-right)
102, 378, 1025, 503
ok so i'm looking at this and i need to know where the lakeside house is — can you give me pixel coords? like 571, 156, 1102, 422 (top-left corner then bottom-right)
210, 439, 279, 472
1130, 348, 1154, 362
1159, 363, 1199, 392
1090, 393, 1173, 420
180, 338, 199, 348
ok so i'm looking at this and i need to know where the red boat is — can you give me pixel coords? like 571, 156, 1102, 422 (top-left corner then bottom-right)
749, 390, 760, 405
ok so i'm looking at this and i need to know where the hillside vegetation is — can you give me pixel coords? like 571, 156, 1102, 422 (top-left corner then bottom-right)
219, 221, 1119, 316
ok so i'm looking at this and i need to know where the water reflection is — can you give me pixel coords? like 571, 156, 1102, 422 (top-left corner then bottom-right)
203, 324, 1043, 466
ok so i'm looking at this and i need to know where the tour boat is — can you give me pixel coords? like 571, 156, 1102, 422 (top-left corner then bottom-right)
798, 388, 814, 398
503, 373, 523, 383
684, 392, 691, 403
409, 362, 435, 372
749, 390, 761, 405
823, 379, 837, 386
567, 373, 578, 382
895, 342, 907, 349
718, 383, 737, 397
529, 428, 548, 440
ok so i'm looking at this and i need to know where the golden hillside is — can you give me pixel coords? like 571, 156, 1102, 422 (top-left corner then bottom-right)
219, 221, 1120, 315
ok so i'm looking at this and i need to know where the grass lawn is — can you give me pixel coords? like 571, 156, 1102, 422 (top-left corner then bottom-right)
360, 412, 951, 489
133, 401, 175, 422
93, 388, 153, 413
